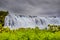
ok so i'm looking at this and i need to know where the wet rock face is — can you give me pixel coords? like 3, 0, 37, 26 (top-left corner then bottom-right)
4, 14, 60, 29
0, 11, 8, 26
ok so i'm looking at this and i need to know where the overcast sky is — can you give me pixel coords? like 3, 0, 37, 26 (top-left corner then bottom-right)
0, 0, 60, 16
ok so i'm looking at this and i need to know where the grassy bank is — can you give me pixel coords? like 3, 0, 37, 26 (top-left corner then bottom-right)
0, 25, 60, 40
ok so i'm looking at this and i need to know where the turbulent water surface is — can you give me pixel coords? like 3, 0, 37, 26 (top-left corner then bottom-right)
4, 14, 60, 29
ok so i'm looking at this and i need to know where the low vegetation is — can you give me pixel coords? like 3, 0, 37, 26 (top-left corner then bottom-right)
0, 24, 60, 40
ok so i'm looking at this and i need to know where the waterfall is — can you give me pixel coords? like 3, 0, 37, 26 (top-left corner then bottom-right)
4, 14, 60, 29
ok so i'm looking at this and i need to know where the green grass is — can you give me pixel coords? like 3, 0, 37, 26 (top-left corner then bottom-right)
0, 25, 60, 40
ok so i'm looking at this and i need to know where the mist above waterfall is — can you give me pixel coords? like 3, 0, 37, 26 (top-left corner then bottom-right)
0, 0, 60, 16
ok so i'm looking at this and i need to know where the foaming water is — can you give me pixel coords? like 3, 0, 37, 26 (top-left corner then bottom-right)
4, 14, 60, 29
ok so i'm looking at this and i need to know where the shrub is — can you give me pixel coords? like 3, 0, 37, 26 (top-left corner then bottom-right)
0, 26, 60, 40
0, 11, 8, 26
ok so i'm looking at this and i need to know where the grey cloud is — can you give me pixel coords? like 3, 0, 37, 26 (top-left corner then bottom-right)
0, 0, 60, 16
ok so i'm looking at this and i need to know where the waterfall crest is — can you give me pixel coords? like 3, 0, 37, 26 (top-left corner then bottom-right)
4, 14, 60, 29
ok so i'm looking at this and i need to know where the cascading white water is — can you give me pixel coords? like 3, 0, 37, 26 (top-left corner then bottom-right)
4, 14, 60, 29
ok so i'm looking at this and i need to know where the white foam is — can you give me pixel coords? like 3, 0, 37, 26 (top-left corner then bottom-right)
4, 14, 60, 29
